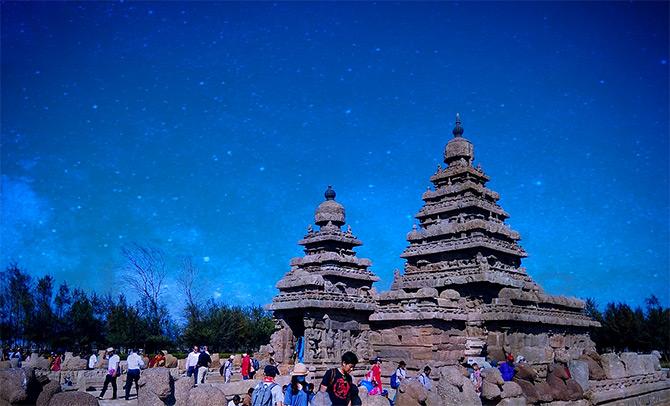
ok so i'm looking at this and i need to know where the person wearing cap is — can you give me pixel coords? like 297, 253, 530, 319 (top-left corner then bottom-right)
251, 365, 283, 406
499, 354, 516, 381
283, 363, 311, 406
99, 348, 120, 400
221, 354, 235, 383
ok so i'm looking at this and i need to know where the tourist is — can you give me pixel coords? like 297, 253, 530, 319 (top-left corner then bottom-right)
243, 388, 254, 406
228, 394, 242, 406
417, 366, 432, 391
124, 348, 145, 400
186, 346, 200, 385
319, 351, 358, 405
50, 353, 62, 372
149, 351, 166, 368
367, 357, 384, 395
390, 360, 406, 402
99, 347, 120, 400
283, 363, 312, 406
196, 346, 212, 386
250, 353, 260, 379
88, 350, 97, 370
221, 354, 235, 383
241, 353, 252, 380
251, 365, 283, 406
268, 357, 280, 376
470, 363, 482, 394
499, 354, 515, 381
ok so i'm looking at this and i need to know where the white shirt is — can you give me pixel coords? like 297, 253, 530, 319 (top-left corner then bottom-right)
186, 351, 200, 368
396, 367, 407, 380
127, 352, 144, 370
418, 373, 432, 390
88, 354, 97, 369
227, 401, 239, 406
108, 354, 120, 374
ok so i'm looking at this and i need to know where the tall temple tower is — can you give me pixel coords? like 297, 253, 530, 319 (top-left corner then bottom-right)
267, 186, 379, 376
370, 115, 598, 373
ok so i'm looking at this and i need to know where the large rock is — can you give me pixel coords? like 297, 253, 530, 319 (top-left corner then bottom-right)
29, 354, 51, 370
48, 391, 99, 406
600, 353, 626, 379
165, 354, 178, 369
36, 380, 61, 406
74, 369, 108, 391
434, 367, 482, 406
138, 367, 174, 406
546, 373, 569, 402
174, 376, 194, 406
395, 379, 428, 406
0, 367, 41, 404
0, 361, 11, 370
568, 360, 589, 391
565, 379, 584, 401
482, 367, 504, 385
496, 398, 527, 406
219, 379, 260, 397
554, 348, 570, 364
534, 382, 553, 402
481, 380, 502, 400
515, 364, 537, 382
639, 354, 658, 373
501, 381, 523, 399
186, 384, 226, 406
514, 378, 539, 403
61, 355, 87, 371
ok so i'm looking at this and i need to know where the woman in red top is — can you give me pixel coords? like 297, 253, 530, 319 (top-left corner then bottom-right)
50, 354, 62, 372
241, 353, 251, 380
367, 357, 383, 395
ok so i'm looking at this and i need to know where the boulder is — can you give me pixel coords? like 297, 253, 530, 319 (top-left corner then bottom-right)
434, 368, 482, 406
29, 354, 51, 370
174, 376, 194, 406
546, 374, 570, 402
565, 379, 584, 400
554, 348, 570, 364
496, 398, 527, 406
534, 382, 554, 402
74, 369, 108, 391
48, 391, 99, 406
0, 361, 11, 370
165, 354, 178, 369
395, 379, 428, 406
481, 380, 502, 400
36, 380, 61, 406
548, 363, 570, 380
186, 384, 226, 406
0, 367, 41, 404
600, 353, 626, 379
437, 366, 467, 388
514, 378, 539, 403
61, 355, 87, 371
138, 367, 174, 406
639, 354, 657, 374
568, 360, 589, 392
219, 379, 260, 397
501, 381, 523, 398
481, 367, 504, 385
515, 364, 537, 382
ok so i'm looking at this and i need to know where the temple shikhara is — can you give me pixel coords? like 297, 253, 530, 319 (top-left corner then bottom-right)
263, 115, 670, 405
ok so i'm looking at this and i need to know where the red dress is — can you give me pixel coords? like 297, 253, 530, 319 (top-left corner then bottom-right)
241, 355, 251, 377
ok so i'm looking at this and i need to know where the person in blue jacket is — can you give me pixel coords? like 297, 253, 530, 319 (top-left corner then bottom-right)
499, 354, 516, 381
284, 363, 313, 406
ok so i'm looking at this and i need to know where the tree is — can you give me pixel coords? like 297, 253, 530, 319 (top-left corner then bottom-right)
121, 243, 167, 336
0, 264, 34, 346
28, 275, 55, 349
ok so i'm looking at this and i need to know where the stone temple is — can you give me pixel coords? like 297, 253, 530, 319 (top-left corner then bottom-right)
266, 115, 599, 379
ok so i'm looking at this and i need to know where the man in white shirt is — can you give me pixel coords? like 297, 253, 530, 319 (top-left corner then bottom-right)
221, 354, 234, 383
186, 346, 200, 385
124, 349, 145, 400
417, 366, 432, 391
88, 352, 98, 370
99, 348, 121, 400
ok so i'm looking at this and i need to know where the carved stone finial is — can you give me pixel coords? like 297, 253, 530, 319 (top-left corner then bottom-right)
453, 113, 464, 137
324, 185, 336, 201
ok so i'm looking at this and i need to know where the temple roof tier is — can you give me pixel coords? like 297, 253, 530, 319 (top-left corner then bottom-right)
430, 164, 489, 185
298, 230, 363, 247
422, 180, 500, 202
269, 291, 377, 312
401, 235, 528, 258
416, 197, 509, 220
407, 218, 521, 242
290, 252, 372, 268
390, 269, 535, 291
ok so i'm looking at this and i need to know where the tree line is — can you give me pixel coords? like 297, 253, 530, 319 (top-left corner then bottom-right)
0, 244, 275, 354
585, 295, 669, 359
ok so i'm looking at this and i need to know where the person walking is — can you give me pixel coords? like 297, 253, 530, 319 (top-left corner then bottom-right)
319, 351, 358, 406
417, 366, 432, 391
124, 348, 144, 400
196, 346, 212, 386
251, 365, 283, 406
390, 360, 406, 402
283, 363, 312, 406
186, 346, 200, 385
99, 348, 120, 400
221, 354, 234, 383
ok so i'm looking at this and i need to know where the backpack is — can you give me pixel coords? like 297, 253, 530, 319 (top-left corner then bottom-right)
252, 382, 277, 406
390, 371, 400, 389
252, 358, 260, 371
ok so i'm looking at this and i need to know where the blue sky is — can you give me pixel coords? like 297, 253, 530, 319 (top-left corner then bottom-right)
2, 2, 668, 312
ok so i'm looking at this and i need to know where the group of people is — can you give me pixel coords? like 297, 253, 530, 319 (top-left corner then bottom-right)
97, 347, 145, 401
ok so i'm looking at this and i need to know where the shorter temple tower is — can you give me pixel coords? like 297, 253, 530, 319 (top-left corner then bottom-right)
267, 186, 379, 376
